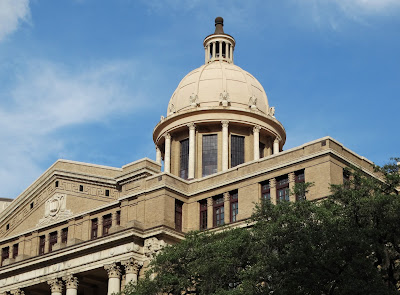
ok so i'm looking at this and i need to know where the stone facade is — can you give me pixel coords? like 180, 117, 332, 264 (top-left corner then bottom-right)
0, 18, 385, 294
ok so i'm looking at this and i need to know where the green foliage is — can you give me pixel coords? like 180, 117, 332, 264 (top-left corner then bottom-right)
122, 159, 400, 295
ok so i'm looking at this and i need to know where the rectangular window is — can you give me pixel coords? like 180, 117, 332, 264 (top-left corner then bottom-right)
12, 244, 18, 259
202, 134, 218, 177
175, 200, 183, 231
116, 211, 121, 226
231, 135, 244, 167
105, 189, 110, 197
230, 190, 238, 223
39, 235, 45, 255
1, 247, 9, 265
261, 181, 271, 202
180, 138, 189, 179
343, 169, 350, 189
295, 170, 305, 201
55, 181, 59, 188
259, 142, 265, 159
91, 218, 98, 239
61, 228, 68, 244
79, 185, 83, 192
276, 175, 289, 203
103, 214, 112, 236
199, 200, 208, 230
213, 195, 224, 227
49, 231, 57, 252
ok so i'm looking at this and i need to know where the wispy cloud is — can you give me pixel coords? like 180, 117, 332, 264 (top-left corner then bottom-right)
0, 0, 30, 42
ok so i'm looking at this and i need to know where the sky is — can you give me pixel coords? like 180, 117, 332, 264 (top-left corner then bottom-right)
0, 0, 399, 199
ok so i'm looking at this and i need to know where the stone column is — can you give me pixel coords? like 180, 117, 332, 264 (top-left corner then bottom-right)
230, 45, 233, 62
10, 290, 25, 295
270, 179, 277, 205
164, 133, 171, 173
212, 42, 216, 60
207, 197, 213, 229
253, 126, 260, 161
156, 146, 162, 165
48, 278, 63, 295
223, 192, 230, 224
63, 275, 78, 295
221, 121, 229, 171
273, 137, 280, 155
122, 258, 142, 286
188, 123, 196, 179
225, 42, 229, 59
105, 262, 121, 295
289, 172, 296, 202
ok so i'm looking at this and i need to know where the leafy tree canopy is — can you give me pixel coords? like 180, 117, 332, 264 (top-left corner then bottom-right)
122, 158, 400, 295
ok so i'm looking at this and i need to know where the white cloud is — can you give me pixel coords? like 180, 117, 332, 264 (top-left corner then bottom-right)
0, 0, 30, 42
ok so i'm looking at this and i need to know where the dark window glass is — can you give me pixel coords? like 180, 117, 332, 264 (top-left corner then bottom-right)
79, 185, 83, 192
39, 236, 45, 255
180, 138, 189, 179
61, 228, 68, 244
105, 189, 110, 197
55, 181, 59, 187
202, 134, 218, 177
230, 191, 238, 222
199, 200, 208, 230
49, 231, 57, 252
231, 135, 244, 167
116, 211, 121, 226
213, 195, 224, 227
259, 142, 265, 159
12, 244, 18, 259
30, 202, 34, 209
91, 218, 98, 239
261, 181, 271, 202
6, 224, 9, 231
1, 247, 9, 265
276, 175, 289, 203
103, 214, 112, 236
175, 200, 183, 231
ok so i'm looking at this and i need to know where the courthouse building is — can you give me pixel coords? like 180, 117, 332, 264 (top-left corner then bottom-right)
0, 18, 381, 294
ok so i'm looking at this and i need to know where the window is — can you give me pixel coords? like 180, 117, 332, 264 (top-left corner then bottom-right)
180, 138, 189, 179
12, 244, 18, 259
231, 135, 244, 167
30, 202, 34, 209
103, 214, 112, 236
259, 142, 265, 159
39, 235, 45, 255
116, 211, 121, 226
6, 224, 9, 231
105, 189, 110, 197
276, 175, 289, 203
230, 191, 238, 223
91, 218, 98, 239
202, 134, 218, 177
1, 247, 9, 265
55, 181, 59, 188
199, 200, 208, 230
49, 231, 57, 252
343, 169, 350, 189
295, 170, 305, 201
61, 228, 68, 244
175, 200, 183, 231
261, 181, 271, 202
79, 185, 83, 192
213, 195, 224, 227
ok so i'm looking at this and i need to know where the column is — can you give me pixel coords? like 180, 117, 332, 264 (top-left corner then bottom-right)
223, 192, 230, 224
63, 275, 78, 295
273, 137, 280, 155
270, 179, 277, 205
48, 279, 63, 295
225, 42, 229, 60
156, 146, 162, 165
122, 257, 142, 286
164, 133, 171, 173
188, 123, 196, 179
230, 45, 233, 63
253, 126, 260, 161
221, 121, 229, 171
212, 42, 216, 60
105, 262, 121, 295
207, 197, 213, 229
289, 172, 296, 202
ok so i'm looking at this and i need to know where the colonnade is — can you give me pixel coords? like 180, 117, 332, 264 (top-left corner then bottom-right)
157, 121, 281, 176
204, 40, 233, 63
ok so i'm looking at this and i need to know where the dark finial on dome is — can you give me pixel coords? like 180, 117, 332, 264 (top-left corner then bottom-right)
214, 17, 224, 34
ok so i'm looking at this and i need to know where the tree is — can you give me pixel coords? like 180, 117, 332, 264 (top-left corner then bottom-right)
122, 159, 400, 295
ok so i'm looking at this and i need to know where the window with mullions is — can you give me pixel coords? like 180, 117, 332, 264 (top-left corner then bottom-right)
180, 138, 189, 179
230, 191, 238, 222
39, 235, 45, 255
276, 175, 289, 203
231, 135, 244, 167
1, 247, 9, 265
103, 214, 112, 236
91, 218, 98, 239
175, 200, 183, 232
49, 231, 57, 252
199, 200, 208, 230
295, 170, 305, 201
261, 181, 271, 202
61, 228, 68, 244
12, 244, 18, 259
202, 134, 218, 177
213, 195, 224, 227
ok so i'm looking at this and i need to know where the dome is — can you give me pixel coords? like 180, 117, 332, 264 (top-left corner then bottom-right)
167, 62, 270, 115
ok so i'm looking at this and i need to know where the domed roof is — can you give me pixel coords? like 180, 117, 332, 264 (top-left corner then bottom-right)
167, 62, 270, 115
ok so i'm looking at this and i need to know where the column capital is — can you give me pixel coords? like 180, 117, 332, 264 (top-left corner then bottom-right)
288, 172, 295, 183
10, 290, 25, 295
121, 257, 143, 274
63, 274, 78, 289
207, 197, 213, 207
221, 120, 229, 128
187, 122, 196, 130
253, 125, 261, 133
164, 132, 171, 140
269, 178, 276, 188
105, 262, 121, 278
274, 137, 280, 143
47, 278, 63, 293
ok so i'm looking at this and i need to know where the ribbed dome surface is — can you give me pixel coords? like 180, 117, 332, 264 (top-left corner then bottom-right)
167, 62, 269, 115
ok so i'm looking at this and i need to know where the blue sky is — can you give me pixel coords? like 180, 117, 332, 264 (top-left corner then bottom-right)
0, 0, 399, 199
